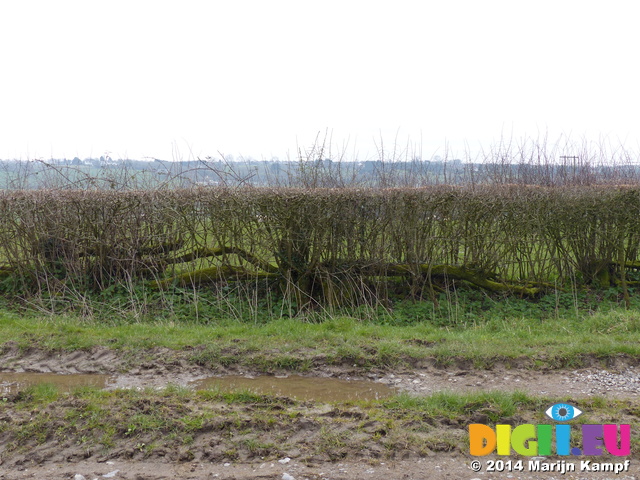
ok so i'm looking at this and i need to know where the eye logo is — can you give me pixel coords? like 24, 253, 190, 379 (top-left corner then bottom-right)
545, 403, 583, 422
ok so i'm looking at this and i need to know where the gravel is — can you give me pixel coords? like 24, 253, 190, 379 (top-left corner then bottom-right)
572, 367, 640, 394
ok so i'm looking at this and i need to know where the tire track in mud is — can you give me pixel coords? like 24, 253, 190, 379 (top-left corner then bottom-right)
1, 345, 639, 479
1, 343, 639, 399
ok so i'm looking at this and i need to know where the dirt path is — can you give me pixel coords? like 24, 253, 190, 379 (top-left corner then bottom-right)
2, 346, 639, 480
2, 456, 639, 480
104, 365, 640, 400
2, 344, 639, 399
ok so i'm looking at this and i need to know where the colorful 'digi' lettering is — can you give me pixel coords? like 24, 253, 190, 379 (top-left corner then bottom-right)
469, 424, 631, 456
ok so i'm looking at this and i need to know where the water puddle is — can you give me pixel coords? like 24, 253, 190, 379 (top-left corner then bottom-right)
0, 372, 114, 395
190, 375, 396, 402
0, 372, 396, 402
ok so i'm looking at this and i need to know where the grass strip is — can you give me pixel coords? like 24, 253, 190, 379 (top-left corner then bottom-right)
1, 385, 638, 464
2, 299, 640, 370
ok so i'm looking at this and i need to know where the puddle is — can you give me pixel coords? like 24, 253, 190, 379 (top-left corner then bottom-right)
190, 375, 396, 402
0, 372, 114, 395
0, 372, 396, 402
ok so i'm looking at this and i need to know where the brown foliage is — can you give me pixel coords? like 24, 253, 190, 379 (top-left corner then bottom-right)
1, 185, 639, 307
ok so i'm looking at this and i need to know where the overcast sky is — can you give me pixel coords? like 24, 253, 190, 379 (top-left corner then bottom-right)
1, 1, 638, 161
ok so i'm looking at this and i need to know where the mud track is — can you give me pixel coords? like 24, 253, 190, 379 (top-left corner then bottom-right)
2, 343, 640, 399
1, 345, 639, 480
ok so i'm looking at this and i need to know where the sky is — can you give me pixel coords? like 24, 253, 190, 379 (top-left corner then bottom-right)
1, 0, 638, 162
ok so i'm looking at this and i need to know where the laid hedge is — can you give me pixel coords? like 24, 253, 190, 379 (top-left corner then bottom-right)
1, 186, 639, 307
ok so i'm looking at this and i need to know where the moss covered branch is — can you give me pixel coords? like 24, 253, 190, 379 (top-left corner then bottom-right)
152, 265, 279, 289
165, 245, 279, 273
153, 258, 545, 297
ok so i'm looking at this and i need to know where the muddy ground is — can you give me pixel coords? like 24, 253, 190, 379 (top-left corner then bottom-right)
1, 345, 639, 479
3, 457, 639, 480
2, 343, 640, 399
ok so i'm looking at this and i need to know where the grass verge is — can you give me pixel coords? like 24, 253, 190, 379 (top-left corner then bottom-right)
2, 291, 640, 370
1, 385, 638, 464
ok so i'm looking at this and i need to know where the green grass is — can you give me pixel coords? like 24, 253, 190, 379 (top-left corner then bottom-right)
2, 287, 640, 370
2, 384, 638, 459
382, 390, 544, 419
